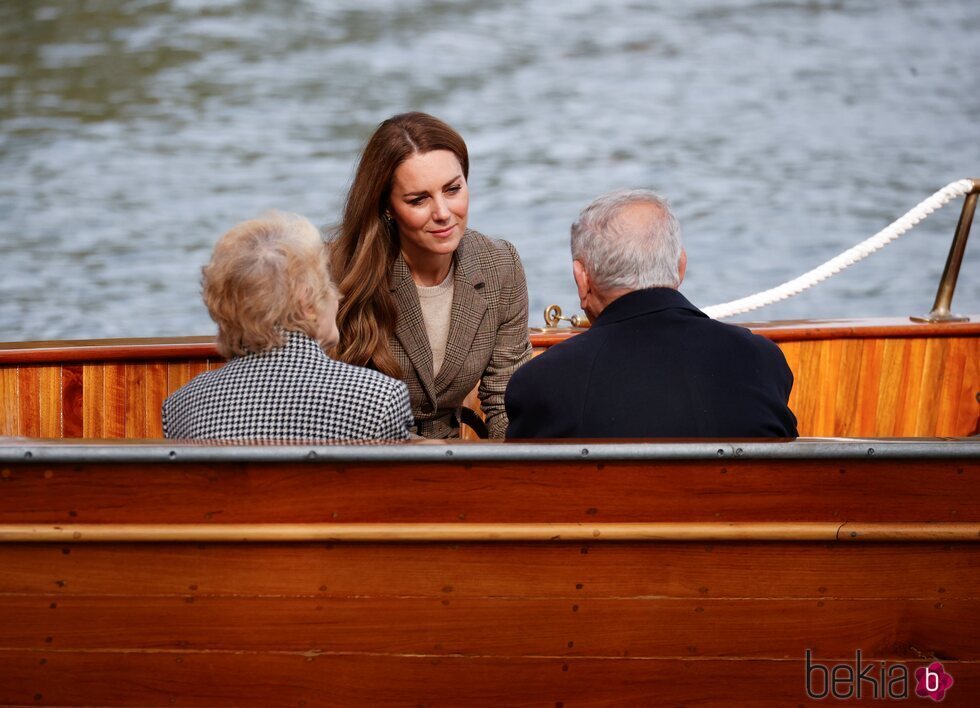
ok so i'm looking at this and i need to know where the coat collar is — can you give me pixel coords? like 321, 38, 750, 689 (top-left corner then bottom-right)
389, 230, 488, 400
593, 287, 706, 327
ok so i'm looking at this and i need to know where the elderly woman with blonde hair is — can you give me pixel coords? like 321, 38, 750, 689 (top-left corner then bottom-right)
163, 211, 413, 441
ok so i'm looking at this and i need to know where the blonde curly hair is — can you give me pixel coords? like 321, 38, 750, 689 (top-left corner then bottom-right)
203, 211, 338, 358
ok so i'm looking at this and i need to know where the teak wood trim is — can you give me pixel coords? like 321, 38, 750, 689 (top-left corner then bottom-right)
2, 320, 977, 439
0, 337, 218, 365
2, 522, 978, 543
2, 318, 978, 364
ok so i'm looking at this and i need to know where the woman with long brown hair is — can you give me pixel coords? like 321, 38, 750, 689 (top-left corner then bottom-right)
331, 112, 531, 438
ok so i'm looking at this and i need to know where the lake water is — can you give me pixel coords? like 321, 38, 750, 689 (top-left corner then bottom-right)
1, 0, 978, 341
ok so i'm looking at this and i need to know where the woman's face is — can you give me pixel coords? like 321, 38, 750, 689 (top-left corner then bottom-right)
389, 149, 469, 262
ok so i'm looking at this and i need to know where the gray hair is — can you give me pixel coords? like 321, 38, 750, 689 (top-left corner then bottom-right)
570, 189, 683, 292
203, 210, 336, 358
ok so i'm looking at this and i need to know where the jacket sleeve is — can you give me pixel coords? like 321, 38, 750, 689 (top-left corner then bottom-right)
373, 380, 414, 441
479, 240, 533, 438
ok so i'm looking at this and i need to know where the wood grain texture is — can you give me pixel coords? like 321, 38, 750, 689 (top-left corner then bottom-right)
0, 452, 976, 705
102, 363, 126, 438
37, 366, 62, 438
936, 338, 967, 434
735, 316, 980, 342
852, 338, 884, 435
0, 365, 18, 436
1, 595, 978, 659
783, 334, 979, 437
953, 338, 980, 434
1, 651, 977, 707
61, 366, 83, 438
166, 361, 192, 395
916, 337, 947, 434
0, 323, 974, 706
898, 338, 928, 435
0, 327, 977, 439
17, 366, 41, 437
1, 542, 977, 600
144, 362, 167, 438
4, 318, 975, 364
831, 339, 861, 436
81, 364, 104, 439
124, 363, 146, 438
0, 459, 975, 525
0, 336, 217, 365
5, 521, 980, 544
188, 361, 209, 382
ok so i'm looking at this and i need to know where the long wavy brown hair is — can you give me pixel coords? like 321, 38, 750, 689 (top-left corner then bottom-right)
330, 112, 470, 378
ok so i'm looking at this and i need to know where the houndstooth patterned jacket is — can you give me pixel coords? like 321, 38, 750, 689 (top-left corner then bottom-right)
390, 229, 532, 439
163, 330, 413, 441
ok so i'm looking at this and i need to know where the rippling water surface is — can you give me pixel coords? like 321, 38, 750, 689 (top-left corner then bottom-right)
1, 0, 978, 340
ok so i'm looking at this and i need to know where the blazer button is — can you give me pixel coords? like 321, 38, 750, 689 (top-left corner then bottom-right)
420, 402, 434, 415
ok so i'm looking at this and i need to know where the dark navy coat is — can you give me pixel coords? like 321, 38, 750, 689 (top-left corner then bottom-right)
505, 288, 798, 439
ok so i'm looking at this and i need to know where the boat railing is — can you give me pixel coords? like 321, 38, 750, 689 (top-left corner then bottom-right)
913, 178, 980, 323
546, 177, 980, 327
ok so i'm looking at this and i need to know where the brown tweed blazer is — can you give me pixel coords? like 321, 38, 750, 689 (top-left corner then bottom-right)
389, 229, 532, 438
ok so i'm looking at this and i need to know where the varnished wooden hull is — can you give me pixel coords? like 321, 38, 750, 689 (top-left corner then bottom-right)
0, 318, 978, 705
0, 440, 978, 706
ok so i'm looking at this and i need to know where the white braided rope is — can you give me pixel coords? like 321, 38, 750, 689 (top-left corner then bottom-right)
702, 179, 976, 320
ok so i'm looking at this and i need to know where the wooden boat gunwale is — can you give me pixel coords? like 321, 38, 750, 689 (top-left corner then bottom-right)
1, 316, 979, 365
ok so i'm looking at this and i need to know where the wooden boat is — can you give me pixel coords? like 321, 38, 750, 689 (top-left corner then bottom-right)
0, 185, 977, 705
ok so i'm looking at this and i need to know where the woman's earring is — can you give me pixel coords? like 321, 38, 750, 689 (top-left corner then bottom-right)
383, 211, 394, 225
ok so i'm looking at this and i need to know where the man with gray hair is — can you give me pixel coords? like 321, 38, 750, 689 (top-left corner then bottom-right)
505, 189, 797, 438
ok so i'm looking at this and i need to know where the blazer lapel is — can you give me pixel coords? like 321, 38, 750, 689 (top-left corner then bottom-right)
434, 234, 488, 392
390, 254, 438, 404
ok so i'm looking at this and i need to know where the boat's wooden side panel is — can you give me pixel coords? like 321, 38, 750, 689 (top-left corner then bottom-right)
17, 365, 40, 437
5, 593, 977, 657
1, 326, 978, 438
0, 357, 222, 440
0, 365, 20, 437
0, 543, 978, 696
61, 365, 84, 438
781, 335, 979, 437
2, 651, 974, 707
0, 458, 977, 524
0, 457, 977, 706
2, 542, 978, 600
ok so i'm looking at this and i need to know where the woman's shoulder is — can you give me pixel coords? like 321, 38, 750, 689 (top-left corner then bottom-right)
461, 228, 518, 256
459, 229, 523, 281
